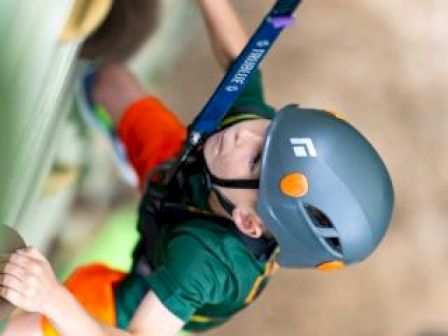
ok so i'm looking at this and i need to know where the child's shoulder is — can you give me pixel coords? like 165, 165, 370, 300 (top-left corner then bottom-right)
166, 219, 266, 273
168, 218, 239, 251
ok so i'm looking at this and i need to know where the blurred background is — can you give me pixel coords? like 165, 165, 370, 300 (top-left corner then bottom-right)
1, 0, 448, 335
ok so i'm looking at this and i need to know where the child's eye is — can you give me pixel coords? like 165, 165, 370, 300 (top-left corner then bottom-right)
250, 152, 261, 170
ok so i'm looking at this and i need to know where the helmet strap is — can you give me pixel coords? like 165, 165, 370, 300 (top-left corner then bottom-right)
205, 165, 260, 189
202, 165, 278, 260
212, 187, 235, 216
203, 165, 260, 217
210, 174, 259, 189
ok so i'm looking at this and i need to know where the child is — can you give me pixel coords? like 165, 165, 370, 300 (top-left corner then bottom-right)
0, 1, 394, 335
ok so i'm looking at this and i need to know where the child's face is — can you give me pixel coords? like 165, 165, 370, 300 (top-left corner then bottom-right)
203, 119, 271, 208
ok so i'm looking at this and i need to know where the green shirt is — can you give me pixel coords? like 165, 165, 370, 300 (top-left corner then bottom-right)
115, 70, 276, 332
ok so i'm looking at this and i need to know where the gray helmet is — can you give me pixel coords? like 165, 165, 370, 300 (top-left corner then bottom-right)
256, 105, 394, 269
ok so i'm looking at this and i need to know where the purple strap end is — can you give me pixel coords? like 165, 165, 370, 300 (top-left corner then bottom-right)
271, 15, 296, 29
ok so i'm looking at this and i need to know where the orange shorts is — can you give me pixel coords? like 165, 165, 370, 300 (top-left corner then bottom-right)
41, 264, 126, 336
41, 97, 187, 335
117, 96, 187, 189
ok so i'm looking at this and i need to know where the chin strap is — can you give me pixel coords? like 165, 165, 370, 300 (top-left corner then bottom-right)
202, 166, 278, 263
207, 171, 259, 189
203, 165, 259, 217
212, 187, 236, 217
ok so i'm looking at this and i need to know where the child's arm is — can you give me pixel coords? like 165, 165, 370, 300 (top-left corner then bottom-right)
48, 288, 184, 336
197, 0, 248, 69
0, 248, 184, 336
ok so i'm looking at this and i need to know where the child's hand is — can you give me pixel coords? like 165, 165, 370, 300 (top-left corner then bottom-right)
0, 247, 61, 314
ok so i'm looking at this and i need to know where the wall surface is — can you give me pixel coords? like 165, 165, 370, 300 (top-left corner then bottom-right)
0, 0, 82, 231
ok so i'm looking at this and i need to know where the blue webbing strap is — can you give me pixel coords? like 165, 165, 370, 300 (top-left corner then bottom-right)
164, 0, 303, 182
190, 0, 303, 138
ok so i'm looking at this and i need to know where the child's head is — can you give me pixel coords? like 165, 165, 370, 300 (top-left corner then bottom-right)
203, 105, 394, 271
204, 118, 271, 238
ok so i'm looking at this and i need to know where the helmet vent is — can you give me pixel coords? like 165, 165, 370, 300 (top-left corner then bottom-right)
324, 237, 342, 254
305, 204, 343, 255
304, 204, 333, 229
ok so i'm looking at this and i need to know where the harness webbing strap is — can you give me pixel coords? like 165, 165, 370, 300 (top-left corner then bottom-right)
190, 0, 302, 137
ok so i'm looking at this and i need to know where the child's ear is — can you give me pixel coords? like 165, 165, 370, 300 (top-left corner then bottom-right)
232, 207, 263, 238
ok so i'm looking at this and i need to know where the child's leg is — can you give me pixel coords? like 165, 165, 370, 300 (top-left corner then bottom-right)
92, 63, 147, 125
92, 63, 187, 188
